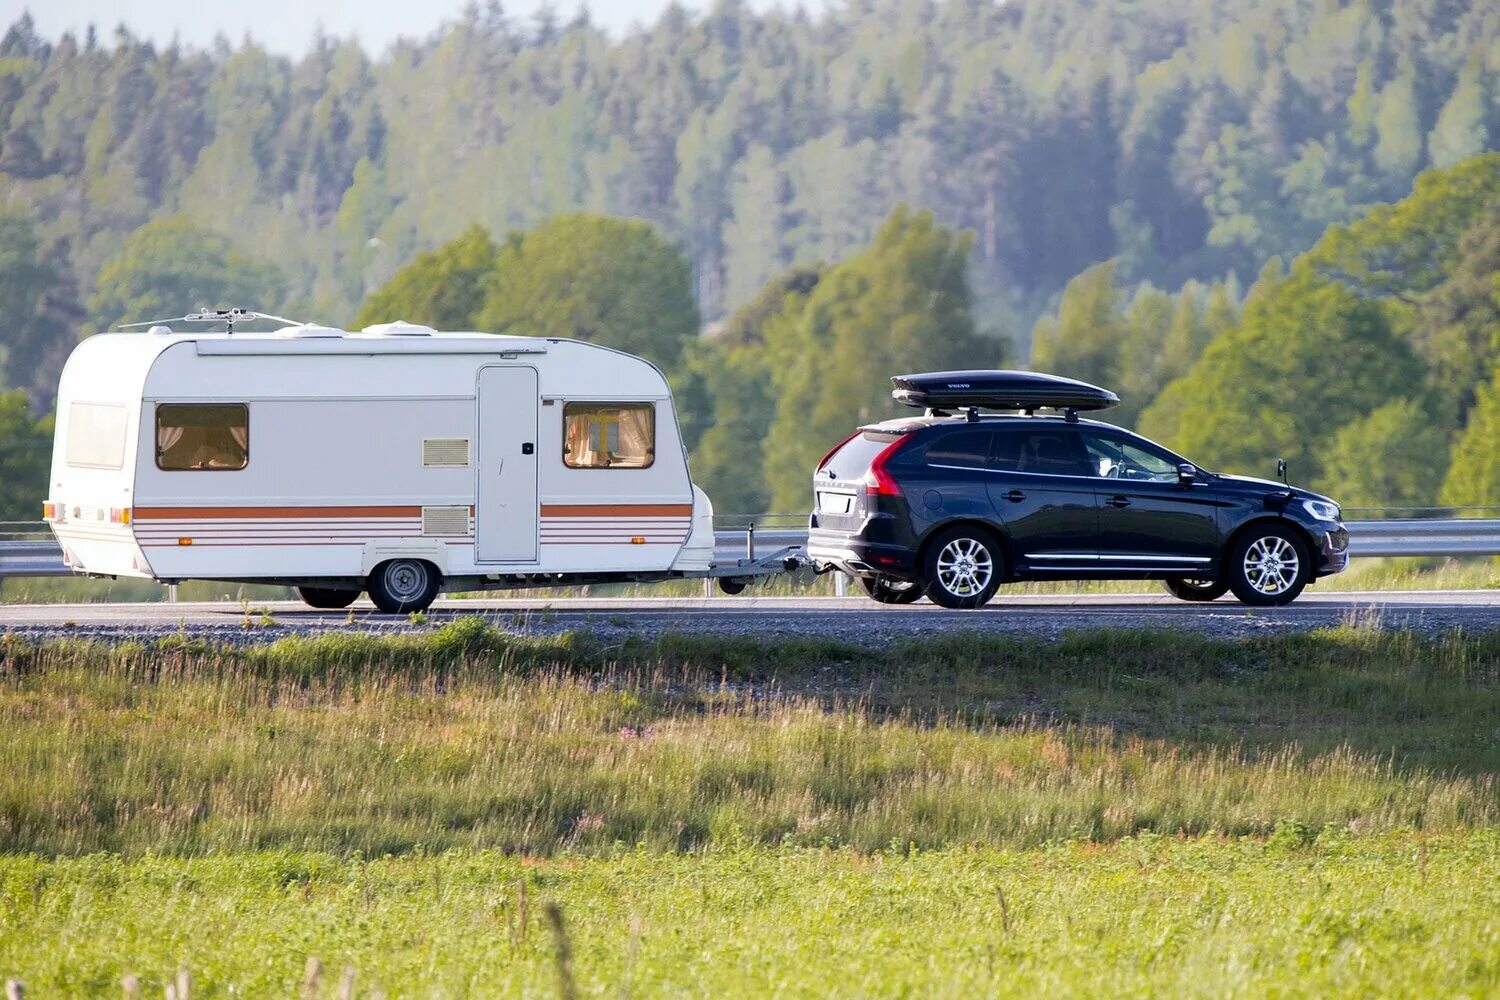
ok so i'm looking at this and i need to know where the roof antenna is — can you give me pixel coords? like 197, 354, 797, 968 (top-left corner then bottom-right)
119, 308, 308, 336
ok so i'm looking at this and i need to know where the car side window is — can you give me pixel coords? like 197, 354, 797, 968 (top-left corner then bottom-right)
923, 430, 995, 470
1080, 431, 1178, 482
993, 427, 1088, 477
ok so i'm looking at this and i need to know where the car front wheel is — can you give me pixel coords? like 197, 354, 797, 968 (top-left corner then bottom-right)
858, 576, 923, 605
921, 527, 1002, 609
1226, 526, 1309, 606
1161, 577, 1229, 602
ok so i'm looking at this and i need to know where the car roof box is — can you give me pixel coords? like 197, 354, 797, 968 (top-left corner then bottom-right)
891, 370, 1119, 412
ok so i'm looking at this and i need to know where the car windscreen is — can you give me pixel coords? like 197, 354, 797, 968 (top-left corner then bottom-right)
823, 431, 902, 482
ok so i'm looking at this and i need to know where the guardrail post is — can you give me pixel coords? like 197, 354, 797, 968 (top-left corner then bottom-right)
746, 521, 755, 561
168, 583, 179, 604
834, 573, 849, 598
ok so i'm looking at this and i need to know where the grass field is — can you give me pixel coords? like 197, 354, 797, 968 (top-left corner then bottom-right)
2, 834, 1497, 996
1, 620, 1497, 995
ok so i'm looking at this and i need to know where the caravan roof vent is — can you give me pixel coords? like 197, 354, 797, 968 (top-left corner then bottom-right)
147, 325, 174, 335
361, 321, 435, 337
273, 324, 344, 339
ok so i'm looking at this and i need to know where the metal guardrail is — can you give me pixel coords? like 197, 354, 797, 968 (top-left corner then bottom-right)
7, 519, 1500, 583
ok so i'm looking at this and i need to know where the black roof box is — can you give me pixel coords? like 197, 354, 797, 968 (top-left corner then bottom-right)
891, 370, 1119, 412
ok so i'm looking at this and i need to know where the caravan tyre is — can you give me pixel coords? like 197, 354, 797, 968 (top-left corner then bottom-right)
368, 559, 442, 614
295, 586, 359, 610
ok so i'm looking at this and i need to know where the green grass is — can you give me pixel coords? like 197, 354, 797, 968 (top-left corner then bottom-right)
1, 620, 1497, 856
2, 621, 1497, 995
1, 834, 1496, 997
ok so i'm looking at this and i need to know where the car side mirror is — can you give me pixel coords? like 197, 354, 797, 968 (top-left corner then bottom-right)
1177, 463, 1197, 487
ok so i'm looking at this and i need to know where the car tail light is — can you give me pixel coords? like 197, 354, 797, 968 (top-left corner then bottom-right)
816, 432, 860, 472
863, 436, 912, 497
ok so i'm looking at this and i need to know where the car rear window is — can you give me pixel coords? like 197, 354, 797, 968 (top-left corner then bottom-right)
993, 427, 1085, 476
923, 430, 995, 469
823, 431, 901, 481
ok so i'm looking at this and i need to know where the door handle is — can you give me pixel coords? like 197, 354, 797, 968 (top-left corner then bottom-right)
1002, 489, 1025, 503
1107, 496, 1131, 508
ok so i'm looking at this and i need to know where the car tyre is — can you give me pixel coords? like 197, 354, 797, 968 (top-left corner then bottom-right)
1161, 577, 1229, 602
921, 526, 1003, 609
295, 586, 360, 610
1226, 525, 1309, 607
367, 559, 442, 614
858, 576, 923, 605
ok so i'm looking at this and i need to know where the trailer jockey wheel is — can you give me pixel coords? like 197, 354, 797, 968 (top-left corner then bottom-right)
368, 559, 442, 614
718, 578, 748, 596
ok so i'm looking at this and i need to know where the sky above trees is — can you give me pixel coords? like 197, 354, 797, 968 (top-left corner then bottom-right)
19, 0, 830, 56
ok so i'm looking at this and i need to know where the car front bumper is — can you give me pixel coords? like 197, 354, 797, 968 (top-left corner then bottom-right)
1313, 524, 1350, 577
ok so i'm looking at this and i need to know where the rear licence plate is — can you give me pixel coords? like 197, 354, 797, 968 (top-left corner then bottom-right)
818, 492, 854, 515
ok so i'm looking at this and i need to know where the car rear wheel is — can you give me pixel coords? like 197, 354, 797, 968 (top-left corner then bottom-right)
367, 559, 442, 614
1161, 577, 1229, 602
921, 527, 1002, 609
858, 576, 923, 605
1226, 526, 1309, 606
295, 586, 360, 610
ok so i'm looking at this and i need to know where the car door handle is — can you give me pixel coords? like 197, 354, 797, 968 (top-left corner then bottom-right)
1106, 496, 1131, 508
1002, 489, 1025, 503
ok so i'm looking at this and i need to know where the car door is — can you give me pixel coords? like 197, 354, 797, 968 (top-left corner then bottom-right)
1077, 428, 1220, 570
985, 424, 1098, 571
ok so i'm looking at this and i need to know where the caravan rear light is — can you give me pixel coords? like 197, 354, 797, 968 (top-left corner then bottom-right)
108, 507, 131, 525
816, 432, 860, 472
863, 436, 913, 497
42, 502, 58, 520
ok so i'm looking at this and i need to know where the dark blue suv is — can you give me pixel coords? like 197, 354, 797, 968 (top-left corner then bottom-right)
806, 371, 1349, 609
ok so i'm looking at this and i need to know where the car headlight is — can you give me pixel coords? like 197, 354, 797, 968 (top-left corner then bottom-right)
1302, 499, 1341, 522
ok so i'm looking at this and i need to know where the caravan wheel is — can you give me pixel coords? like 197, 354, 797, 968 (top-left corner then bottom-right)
295, 586, 359, 610
368, 559, 442, 614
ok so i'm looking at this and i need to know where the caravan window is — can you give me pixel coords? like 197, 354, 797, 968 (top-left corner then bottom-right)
65, 403, 127, 469
156, 404, 249, 471
563, 403, 655, 469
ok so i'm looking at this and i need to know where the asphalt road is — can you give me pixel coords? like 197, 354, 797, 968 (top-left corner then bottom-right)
2, 590, 1498, 644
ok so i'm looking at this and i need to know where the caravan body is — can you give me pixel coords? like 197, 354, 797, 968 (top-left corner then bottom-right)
45, 323, 719, 609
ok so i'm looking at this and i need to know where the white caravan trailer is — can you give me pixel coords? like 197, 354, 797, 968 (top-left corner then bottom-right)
44, 312, 798, 612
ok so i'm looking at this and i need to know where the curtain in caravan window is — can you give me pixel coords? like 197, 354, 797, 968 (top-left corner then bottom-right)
562, 403, 655, 468
156, 404, 249, 470
65, 403, 128, 469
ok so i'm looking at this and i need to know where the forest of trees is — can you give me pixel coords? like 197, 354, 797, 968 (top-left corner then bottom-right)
0, 0, 1498, 519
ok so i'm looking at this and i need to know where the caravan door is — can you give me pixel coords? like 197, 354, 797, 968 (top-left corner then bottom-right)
476, 366, 540, 562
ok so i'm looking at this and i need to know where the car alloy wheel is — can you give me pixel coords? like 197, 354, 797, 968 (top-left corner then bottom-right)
1243, 536, 1299, 597
1161, 577, 1229, 602
1226, 526, 1309, 607
921, 527, 1002, 609
936, 538, 993, 597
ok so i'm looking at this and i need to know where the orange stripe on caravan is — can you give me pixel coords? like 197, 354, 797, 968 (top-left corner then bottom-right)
540, 504, 693, 518
134, 506, 428, 520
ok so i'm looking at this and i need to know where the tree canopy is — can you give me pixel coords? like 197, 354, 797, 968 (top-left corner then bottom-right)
476, 214, 699, 369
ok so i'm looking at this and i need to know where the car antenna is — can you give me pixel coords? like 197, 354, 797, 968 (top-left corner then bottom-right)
119, 308, 308, 336
1276, 458, 1289, 487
